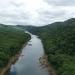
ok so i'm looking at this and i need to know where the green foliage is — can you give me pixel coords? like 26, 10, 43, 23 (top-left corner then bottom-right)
0, 24, 30, 68
23, 18, 75, 75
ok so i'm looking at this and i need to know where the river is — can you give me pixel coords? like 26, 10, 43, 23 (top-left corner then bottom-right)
9, 34, 49, 75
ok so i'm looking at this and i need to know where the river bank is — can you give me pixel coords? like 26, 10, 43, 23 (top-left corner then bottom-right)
39, 55, 56, 75
0, 40, 30, 75
0, 51, 21, 75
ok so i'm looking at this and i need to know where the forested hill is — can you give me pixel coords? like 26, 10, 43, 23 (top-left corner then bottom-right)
17, 25, 38, 34
18, 18, 75, 75
17, 18, 75, 35
0, 24, 30, 69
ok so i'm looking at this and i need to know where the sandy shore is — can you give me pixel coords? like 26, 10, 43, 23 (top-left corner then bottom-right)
39, 55, 56, 75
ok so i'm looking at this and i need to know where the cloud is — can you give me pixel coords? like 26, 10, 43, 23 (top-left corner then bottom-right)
45, 0, 75, 6
0, 0, 75, 26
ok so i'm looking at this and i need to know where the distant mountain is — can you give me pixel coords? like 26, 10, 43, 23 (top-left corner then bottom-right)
17, 18, 75, 34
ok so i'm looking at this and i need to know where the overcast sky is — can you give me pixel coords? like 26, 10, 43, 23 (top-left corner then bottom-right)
0, 0, 75, 26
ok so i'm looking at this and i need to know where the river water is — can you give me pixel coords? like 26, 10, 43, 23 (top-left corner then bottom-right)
9, 34, 49, 75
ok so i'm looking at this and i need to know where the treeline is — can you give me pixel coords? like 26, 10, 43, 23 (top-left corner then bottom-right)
0, 24, 30, 68
20, 18, 75, 75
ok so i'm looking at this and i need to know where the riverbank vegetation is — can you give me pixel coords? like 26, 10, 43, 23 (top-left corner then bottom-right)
0, 24, 30, 69
19, 18, 75, 75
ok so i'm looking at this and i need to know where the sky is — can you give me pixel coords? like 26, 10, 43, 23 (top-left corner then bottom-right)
0, 0, 75, 26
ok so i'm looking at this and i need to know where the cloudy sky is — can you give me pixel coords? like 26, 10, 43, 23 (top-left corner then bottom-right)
0, 0, 75, 26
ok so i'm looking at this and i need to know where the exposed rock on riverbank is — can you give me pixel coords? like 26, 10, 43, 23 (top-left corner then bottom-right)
39, 55, 56, 75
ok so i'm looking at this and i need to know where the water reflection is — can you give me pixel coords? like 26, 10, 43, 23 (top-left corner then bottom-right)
9, 34, 49, 75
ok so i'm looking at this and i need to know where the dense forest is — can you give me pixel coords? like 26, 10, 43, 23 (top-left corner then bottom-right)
18, 18, 75, 75
0, 24, 30, 69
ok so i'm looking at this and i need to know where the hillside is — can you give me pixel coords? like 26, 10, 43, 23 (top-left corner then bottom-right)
18, 18, 75, 75
0, 24, 30, 69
